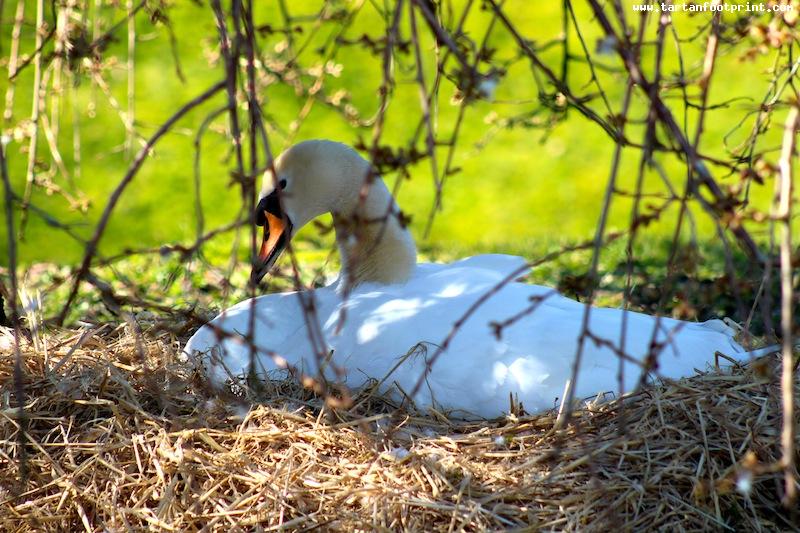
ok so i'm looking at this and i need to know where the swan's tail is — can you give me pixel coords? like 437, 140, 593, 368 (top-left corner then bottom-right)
702, 319, 794, 359
741, 344, 782, 358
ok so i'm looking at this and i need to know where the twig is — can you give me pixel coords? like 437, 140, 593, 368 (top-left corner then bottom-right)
776, 104, 798, 508
409, 231, 626, 400
409, 2, 441, 235
125, 0, 136, 159
19, 0, 45, 236
90, 70, 145, 149
2, 0, 25, 125
56, 80, 227, 325
8, 0, 148, 83
692, 0, 722, 151
486, 0, 618, 141
587, 0, 764, 263
0, 128, 28, 489
619, 1, 671, 435
192, 106, 228, 244
557, 78, 636, 428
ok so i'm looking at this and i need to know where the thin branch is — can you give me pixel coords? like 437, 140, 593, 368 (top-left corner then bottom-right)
125, 0, 136, 159
586, 0, 764, 263
409, 2, 441, 234
776, 104, 798, 508
2, 0, 25, 125
0, 133, 28, 490
557, 77, 636, 428
56, 80, 227, 325
19, 0, 45, 236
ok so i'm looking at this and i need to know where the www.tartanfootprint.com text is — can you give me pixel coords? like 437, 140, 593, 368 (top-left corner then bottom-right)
632, 2, 794, 12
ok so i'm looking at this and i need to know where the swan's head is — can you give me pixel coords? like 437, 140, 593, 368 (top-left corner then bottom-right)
251, 140, 372, 285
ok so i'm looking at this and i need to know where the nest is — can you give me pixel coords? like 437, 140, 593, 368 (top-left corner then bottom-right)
0, 323, 797, 531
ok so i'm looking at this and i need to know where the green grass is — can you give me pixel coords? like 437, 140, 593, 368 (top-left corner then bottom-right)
0, 0, 793, 270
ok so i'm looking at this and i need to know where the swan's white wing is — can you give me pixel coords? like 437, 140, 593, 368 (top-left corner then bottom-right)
184, 290, 337, 383
185, 254, 746, 419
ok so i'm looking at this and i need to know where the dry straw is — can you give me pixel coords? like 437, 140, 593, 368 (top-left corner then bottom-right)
1, 1, 798, 530
1, 324, 796, 531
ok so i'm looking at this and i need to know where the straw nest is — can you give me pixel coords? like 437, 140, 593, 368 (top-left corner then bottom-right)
0, 322, 797, 532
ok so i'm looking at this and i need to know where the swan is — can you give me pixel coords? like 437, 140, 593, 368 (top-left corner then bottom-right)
184, 140, 773, 418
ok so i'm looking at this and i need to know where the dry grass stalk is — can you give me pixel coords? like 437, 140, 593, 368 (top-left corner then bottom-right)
0, 324, 797, 531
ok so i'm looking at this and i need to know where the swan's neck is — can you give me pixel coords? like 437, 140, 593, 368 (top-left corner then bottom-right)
333, 178, 416, 286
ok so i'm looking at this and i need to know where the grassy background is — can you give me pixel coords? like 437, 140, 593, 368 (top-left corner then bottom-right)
0, 0, 791, 272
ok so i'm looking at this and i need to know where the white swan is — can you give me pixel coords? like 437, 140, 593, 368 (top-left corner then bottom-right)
184, 140, 772, 418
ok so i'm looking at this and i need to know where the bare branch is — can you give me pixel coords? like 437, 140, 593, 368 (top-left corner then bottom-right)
776, 103, 798, 508
56, 80, 227, 325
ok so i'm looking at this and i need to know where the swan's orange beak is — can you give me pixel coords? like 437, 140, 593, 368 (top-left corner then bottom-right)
250, 209, 292, 286
259, 211, 287, 262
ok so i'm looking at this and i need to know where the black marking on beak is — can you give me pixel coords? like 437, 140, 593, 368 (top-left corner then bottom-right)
254, 189, 282, 227
251, 189, 292, 287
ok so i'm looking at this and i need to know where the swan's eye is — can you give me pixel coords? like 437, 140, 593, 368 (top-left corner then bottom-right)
279, 179, 287, 190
